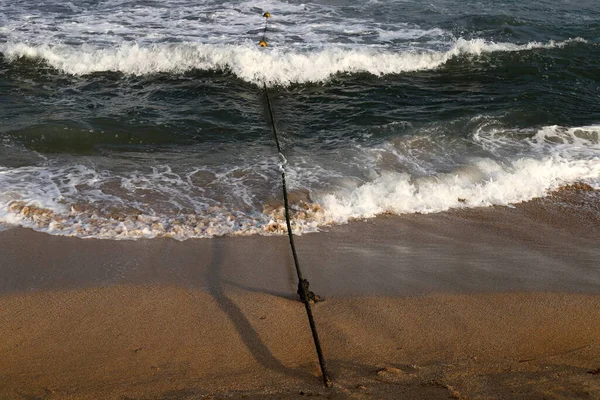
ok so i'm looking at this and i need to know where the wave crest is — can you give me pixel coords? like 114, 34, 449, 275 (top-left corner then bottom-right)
1, 37, 586, 85
1, 125, 598, 239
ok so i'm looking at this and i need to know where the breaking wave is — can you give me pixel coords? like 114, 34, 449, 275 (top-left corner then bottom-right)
0, 125, 598, 239
0, 37, 587, 85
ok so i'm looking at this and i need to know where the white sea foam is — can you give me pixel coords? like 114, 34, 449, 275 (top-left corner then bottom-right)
1, 0, 452, 49
0, 125, 598, 239
318, 156, 599, 223
529, 125, 600, 153
0, 37, 587, 85
317, 124, 600, 223
378, 27, 447, 42
473, 123, 600, 158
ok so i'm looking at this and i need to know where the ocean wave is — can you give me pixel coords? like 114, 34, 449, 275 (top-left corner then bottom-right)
0, 125, 598, 240
318, 156, 599, 223
0, 37, 586, 85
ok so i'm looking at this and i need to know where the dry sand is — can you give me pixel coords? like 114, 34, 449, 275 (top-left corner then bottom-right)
2, 288, 600, 399
1, 188, 599, 399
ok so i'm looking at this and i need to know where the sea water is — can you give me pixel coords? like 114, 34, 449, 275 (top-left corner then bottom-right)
0, 0, 598, 239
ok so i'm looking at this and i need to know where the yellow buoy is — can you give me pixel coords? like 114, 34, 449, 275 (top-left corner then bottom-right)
258, 40, 268, 47
263, 12, 271, 18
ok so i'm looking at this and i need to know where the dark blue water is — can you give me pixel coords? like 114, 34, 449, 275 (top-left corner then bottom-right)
0, 0, 599, 239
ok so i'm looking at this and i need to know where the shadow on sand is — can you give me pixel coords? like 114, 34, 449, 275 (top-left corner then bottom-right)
204, 237, 310, 381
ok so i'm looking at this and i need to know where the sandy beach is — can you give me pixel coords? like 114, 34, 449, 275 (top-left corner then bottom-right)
2, 0, 599, 397
1, 188, 600, 399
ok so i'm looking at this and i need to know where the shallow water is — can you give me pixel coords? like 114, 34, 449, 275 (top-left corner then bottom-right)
1, 0, 599, 239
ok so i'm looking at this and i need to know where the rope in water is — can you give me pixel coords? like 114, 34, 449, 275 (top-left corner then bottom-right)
258, 12, 270, 47
259, 12, 331, 387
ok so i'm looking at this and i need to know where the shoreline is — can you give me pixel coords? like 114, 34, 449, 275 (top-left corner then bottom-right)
2, 188, 599, 296
1, 190, 599, 398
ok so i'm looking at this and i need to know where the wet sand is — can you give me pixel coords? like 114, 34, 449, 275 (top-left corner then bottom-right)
1, 188, 599, 399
